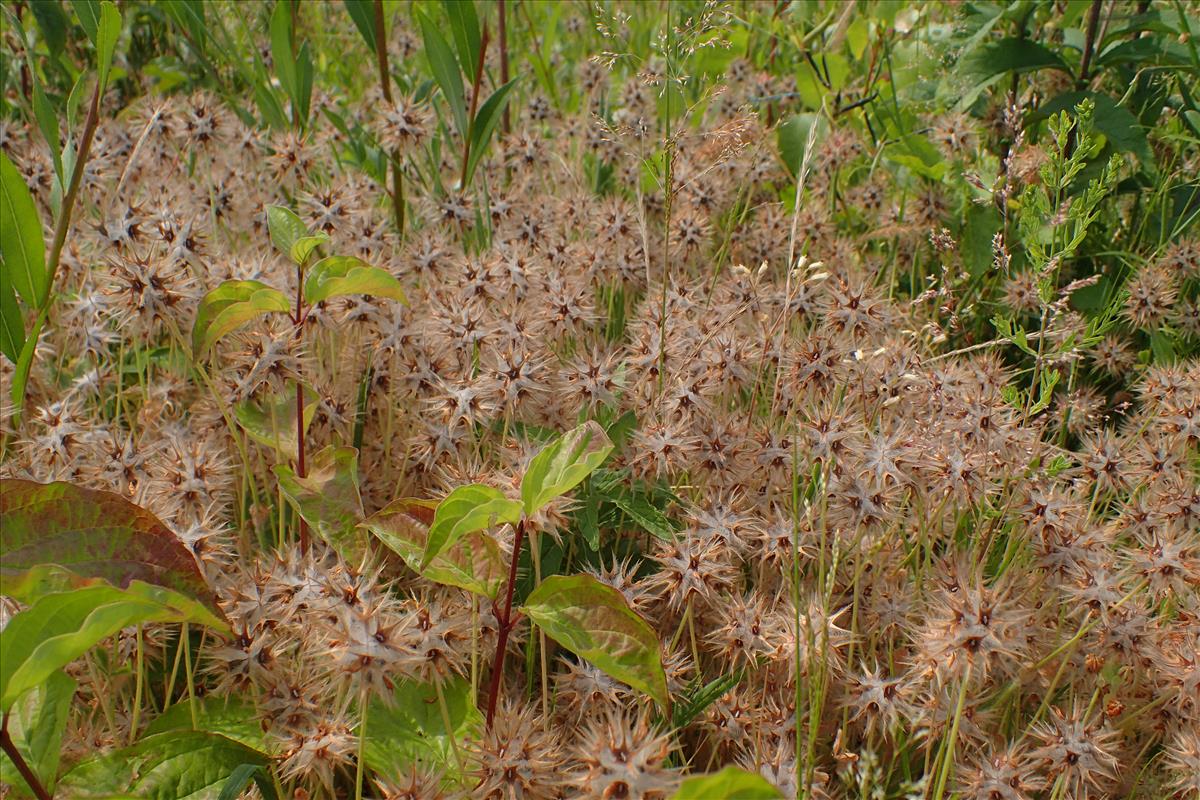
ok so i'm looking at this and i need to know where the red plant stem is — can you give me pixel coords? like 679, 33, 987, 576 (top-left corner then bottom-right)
1, 713, 51, 800
498, 0, 509, 134
459, 24, 491, 189
1077, 0, 1103, 87
294, 266, 308, 553
485, 518, 525, 728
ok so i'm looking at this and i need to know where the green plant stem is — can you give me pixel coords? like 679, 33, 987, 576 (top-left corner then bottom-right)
372, 0, 405, 237
434, 679, 465, 775
129, 624, 144, 745
486, 518, 526, 729
498, 0, 510, 134
355, 684, 369, 800
0, 712, 51, 800
294, 263, 308, 552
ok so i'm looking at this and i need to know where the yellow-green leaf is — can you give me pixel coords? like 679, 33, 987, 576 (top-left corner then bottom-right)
521, 421, 613, 516
304, 256, 408, 305
520, 574, 668, 710
420, 484, 521, 571
191, 280, 291, 357
274, 446, 366, 562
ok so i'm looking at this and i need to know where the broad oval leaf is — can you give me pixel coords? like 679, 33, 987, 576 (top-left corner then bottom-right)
289, 232, 329, 265
266, 204, 308, 260
365, 675, 480, 778
671, 767, 784, 800
0, 269, 26, 363
0, 582, 224, 710
361, 498, 507, 598
191, 280, 291, 357
0, 669, 75, 795
521, 421, 614, 516
234, 383, 318, 454
0, 152, 47, 307
0, 479, 219, 614
57, 730, 270, 800
519, 574, 668, 710
146, 695, 275, 756
420, 484, 522, 571
274, 445, 366, 562
304, 255, 408, 305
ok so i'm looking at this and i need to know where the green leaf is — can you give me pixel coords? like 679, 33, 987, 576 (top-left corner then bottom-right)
464, 78, 519, 186
364, 676, 480, 778
234, 383, 318, 454
421, 484, 522, 571
419, 10, 468, 140
360, 498, 507, 598
145, 696, 274, 756
343, 0, 378, 51
672, 671, 741, 730
1, 152, 47, 308
266, 204, 308, 259
776, 113, 827, 176
304, 255, 408, 305
671, 767, 784, 799
0, 270, 24, 363
0, 479, 221, 616
0, 669, 75, 795
72, 0, 100, 41
294, 40, 314, 128
443, 0, 482, 78
31, 0, 70, 57
289, 233, 328, 265
58, 731, 270, 800
32, 81, 62, 180
959, 37, 1069, 80
9, 314, 41, 414
191, 280, 291, 357
94, 1, 121, 92
269, 0, 296, 106
520, 574, 668, 710
0, 583, 222, 710
521, 421, 614, 516
274, 446, 366, 562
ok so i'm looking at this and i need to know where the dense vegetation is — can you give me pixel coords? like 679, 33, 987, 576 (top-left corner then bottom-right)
1, 1, 1198, 798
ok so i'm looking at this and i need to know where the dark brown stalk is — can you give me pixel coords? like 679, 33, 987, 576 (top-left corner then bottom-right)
373, 0, 405, 238
1077, 0, 1103, 87
485, 518, 525, 728
1, 713, 51, 800
460, 24, 491, 190
498, 0, 510, 134
294, 267, 308, 552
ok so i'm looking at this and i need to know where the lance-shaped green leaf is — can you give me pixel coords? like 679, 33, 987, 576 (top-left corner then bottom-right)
0, 270, 25, 363
274, 446, 366, 562
94, 1, 121, 92
361, 498, 506, 598
0, 582, 224, 710
191, 280, 291, 357
343, 0, 377, 51
266, 204, 308, 259
464, 78, 519, 186
420, 484, 522, 571
520, 574, 668, 710
521, 421, 614, 516
0, 479, 220, 616
1, 151, 47, 308
234, 383, 318, 454
671, 767, 784, 799
57, 730, 270, 800
419, 10, 468, 139
304, 255, 408, 305
0, 669, 75, 795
